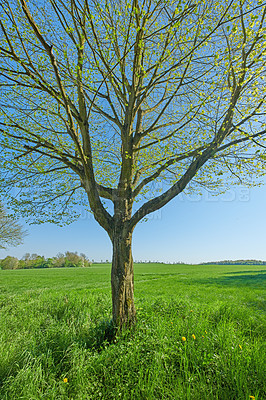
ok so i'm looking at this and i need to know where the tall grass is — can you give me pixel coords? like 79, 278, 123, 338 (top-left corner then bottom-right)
0, 264, 265, 399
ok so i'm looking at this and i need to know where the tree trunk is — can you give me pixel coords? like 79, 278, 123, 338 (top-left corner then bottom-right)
111, 229, 136, 330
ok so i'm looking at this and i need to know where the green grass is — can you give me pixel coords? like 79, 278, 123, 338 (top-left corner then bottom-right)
0, 263, 265, 399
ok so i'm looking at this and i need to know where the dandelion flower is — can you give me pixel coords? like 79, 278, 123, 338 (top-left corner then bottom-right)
192, 334, 196, 340
205, 330, 207, 334
63, 378, 68, 383
182, 336, 186, 342
249, 396, 255, 399
239, 344, 242, 350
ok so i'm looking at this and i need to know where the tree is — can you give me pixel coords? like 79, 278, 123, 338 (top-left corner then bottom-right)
0, 0, 265, 329
64, 251, 83, 267
0, 203, 26, 249
52, 251, 90, 267
80, 252, 92, 267
0, 255, 19, 270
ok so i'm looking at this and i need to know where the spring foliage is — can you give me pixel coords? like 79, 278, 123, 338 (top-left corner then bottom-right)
0, 0, 265, 226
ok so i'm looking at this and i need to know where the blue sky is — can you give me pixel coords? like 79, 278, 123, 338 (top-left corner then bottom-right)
1, 180, 266, 264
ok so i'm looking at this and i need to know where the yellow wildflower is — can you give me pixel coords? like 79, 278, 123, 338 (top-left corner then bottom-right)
192, 334, 196, 340
63, 378, 68, 383
182, 336, 186, 342
249, 396, 255, 400
239, 344, 242, 350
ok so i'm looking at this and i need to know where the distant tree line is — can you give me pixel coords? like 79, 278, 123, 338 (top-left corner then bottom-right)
0, 252, 92, 270
202, 260, 266, 265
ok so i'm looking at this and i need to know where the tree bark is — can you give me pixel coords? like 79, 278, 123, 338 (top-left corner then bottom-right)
111, 228, 136, 330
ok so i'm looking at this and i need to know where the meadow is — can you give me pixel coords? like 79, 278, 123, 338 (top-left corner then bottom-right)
0, 263, 265, 400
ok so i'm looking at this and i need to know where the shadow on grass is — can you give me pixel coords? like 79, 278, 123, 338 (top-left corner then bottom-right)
223, 269, 266, 275
192, 272, 266, 289
88, 318, 117, 350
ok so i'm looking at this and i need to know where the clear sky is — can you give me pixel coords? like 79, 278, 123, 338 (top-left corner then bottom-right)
1, 180, 266, 264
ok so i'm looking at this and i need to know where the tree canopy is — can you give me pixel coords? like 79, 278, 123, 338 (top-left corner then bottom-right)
0, 0, 265, 225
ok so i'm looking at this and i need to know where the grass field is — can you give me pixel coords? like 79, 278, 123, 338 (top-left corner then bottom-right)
0, 263, 265, 399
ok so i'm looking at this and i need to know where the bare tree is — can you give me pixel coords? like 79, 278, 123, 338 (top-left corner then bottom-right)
0, 203, 26, 249
0, 0, 265, 329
